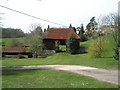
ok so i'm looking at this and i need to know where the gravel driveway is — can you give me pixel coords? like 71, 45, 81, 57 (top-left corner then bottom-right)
2, 65, 119, 85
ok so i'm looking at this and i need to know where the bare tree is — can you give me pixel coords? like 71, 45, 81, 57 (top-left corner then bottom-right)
0, 13, 5, 27
26, 23, 45, 58
97, 12, 120, 60
26, 23, 43, 39
97, 13, 118, 31
103, 13, 118, 26
28, 23, 42, 32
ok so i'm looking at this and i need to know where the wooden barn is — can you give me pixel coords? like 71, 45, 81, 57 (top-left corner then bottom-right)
2, 46, 32, 58
43, 28, 80, 51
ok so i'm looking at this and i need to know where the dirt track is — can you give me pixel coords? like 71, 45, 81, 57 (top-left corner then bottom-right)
2, 65, 119, 85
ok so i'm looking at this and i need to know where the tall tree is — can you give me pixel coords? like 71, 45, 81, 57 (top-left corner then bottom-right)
44, 28, 46, 32
86, 17, 98, 37
78, 24, 85, 35
47, 25, 50, 29
69, 24, 72, 28
72, 27, 77, 34
78, 24, 87, 41
69, 24, 76, 33
76, 27, 80, 33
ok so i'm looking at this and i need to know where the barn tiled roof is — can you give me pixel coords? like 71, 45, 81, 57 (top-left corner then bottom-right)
43, 28, 80, 39
2, 46, 26, 53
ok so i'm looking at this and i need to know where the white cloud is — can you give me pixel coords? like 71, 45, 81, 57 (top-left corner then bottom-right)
0, 0, 119, 32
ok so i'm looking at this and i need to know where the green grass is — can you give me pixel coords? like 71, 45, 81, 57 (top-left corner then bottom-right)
1, 38, 24, 46
103, 34, 116, 57
2, 53, 118, 69
2, 69, 118, 88
59, 45, 66, 51
80, 40, 91, 47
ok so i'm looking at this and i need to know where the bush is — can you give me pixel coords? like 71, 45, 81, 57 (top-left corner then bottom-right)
112, 29, 120, 60
80, 34, 88, 42
88, 37, 108, 58
113, 47, 119, 60
66, 33, 80, 54
28, 37, 46, 58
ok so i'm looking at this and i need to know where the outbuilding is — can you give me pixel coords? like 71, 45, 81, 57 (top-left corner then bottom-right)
43, 28, 80, 51
2, 46, 32, 58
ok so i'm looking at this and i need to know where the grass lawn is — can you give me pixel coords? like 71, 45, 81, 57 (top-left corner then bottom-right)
1, 38, 24, 46
59, 45, 66, 51
2, 34, 118, 88
2, 53, 118, 69
80, 40, 91, 47
2, 69, 118, 88
2, 34, 118, 69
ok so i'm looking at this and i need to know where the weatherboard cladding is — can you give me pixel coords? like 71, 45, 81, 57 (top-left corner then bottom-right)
44, 28, 80, 39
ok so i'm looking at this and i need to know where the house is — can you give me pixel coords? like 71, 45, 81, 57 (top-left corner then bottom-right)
99, 25, 118, 34
43, 28, 80, 51
2, 46, 32, 58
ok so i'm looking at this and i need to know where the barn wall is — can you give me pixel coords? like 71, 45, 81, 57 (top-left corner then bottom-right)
43, 39, 55, 50
59, 40, 66, 45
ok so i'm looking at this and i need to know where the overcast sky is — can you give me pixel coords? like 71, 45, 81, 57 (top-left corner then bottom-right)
0, 0, 119, 33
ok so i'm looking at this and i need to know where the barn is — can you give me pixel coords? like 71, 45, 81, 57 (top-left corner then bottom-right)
43, 28, 80, 51
2, 46, 32, 58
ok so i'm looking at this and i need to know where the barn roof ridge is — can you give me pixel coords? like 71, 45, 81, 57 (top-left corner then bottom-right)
43, 28, 80, 39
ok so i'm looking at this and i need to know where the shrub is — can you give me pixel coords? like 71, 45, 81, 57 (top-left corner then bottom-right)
88, 37, 108, 58
80, 34, 88, 42
112, 29, 120, 60
66, 33, 80, 54
29, 37, 45, 58
113, 47, 119, 60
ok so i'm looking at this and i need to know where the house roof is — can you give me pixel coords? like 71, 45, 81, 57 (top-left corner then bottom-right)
100, 25, 119, 29
2, 46, 26, 53
43, 28, 80, 39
